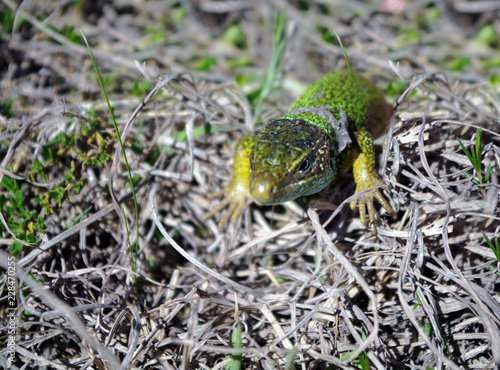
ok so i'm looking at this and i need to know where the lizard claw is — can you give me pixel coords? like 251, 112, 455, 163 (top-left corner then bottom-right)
204, 186, 248, 227
349, 174, 396, 235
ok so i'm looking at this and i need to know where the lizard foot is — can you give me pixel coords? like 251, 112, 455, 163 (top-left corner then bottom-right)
349, 173, 396, 235
204, 185, 248, 228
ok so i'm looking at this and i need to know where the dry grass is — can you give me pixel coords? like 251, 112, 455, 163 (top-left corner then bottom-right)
1, 0, 500, 369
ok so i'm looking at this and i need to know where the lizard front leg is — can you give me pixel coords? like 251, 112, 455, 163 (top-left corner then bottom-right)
350, 130, 396, 234
205, 135, 254, 227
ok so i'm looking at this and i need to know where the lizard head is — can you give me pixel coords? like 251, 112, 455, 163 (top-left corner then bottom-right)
249, 118, 335, 205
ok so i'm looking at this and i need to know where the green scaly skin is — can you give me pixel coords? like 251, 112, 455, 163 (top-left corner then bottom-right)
207, 71, 396, 234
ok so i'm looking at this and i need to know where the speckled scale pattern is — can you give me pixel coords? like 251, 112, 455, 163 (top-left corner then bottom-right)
250, 118, 333, 203
290, 70, 392, 135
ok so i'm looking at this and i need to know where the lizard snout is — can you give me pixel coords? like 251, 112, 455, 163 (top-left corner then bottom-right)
249, 173, 280, 205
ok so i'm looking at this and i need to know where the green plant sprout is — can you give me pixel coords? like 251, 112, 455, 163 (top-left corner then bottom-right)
224, 322, 242, 370
421, 321, 433, 338
33, 160, 85, 215
483, 231, 500, 277
284, 347, 298, 370
0, 174, 46, 256
340, 328, 370, 369
458, 127, 492, 192
333, 28, 352, 73
413, 293, 423, 310
250, 8, 287, 121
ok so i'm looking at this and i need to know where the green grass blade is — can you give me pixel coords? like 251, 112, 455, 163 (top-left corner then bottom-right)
253, 8, 287, 120
80, 29, 140, 276
284, 347, 298, 370
483, 231, 500, 262
457, 138, 473, 164
475, 127, 482, 168
225, 323, 242, 370
333, 28, 352, 73
485, 164, 492, 183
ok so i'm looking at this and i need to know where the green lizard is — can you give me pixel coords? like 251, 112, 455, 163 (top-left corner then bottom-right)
207, 70, 396, 234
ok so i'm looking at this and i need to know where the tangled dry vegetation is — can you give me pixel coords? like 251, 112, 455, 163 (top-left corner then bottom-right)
1, 0, 500, 369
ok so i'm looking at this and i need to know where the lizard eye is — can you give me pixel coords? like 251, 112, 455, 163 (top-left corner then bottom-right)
298, 157, 311, 172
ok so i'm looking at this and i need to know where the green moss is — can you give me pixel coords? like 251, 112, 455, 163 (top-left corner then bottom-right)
316, 24, 335, 45
489, 74, 500, 87
0, 100, 13, 118
424, 5, 441, 23
222, 24, 246, 49
195, 56, 217, 71
476, 24, 499, 47
131, 79, 154, 97
1, 9, 26, 34
385, 79, 408, 97
60, 25, 80, 43
448, 56, 471, 71
170, 5, 187, 24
